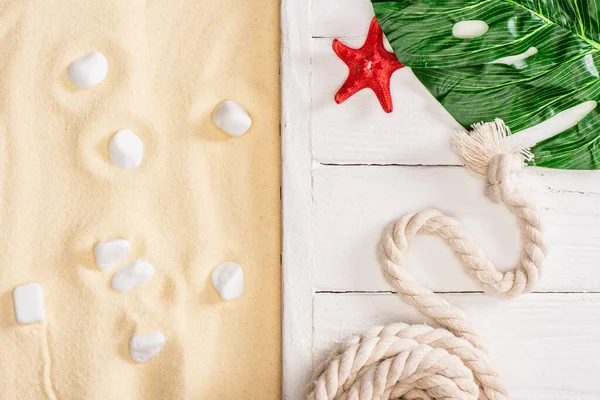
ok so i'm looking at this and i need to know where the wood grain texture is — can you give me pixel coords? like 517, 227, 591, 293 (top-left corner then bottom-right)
312, 0, 374, 38
282, 0, 314, 397
314, 293, 600, 399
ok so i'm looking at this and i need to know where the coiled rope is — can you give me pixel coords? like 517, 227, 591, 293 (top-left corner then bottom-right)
306, 119, 547, 400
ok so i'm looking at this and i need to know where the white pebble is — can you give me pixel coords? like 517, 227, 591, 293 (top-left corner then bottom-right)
212, 100, 252, 137
112, 260, 155, 292
13, 283, 46, 325
211, 261, 244, 301
94, 239, 130, 271
109, 129, 144, 169
67, 52, 109, 89
130, 331, 165, 363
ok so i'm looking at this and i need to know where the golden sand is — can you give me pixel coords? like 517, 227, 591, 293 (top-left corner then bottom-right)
0, 0, 281, 398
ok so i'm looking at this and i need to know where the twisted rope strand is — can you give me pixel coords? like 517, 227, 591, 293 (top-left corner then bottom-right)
306, 120, 546, 400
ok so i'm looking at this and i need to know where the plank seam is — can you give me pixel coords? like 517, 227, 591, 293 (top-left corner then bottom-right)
319, 162, 463, 167
315, 290, 600, 295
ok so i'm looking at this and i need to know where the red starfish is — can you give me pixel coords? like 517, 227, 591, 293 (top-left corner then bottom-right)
333, 17, 404, 113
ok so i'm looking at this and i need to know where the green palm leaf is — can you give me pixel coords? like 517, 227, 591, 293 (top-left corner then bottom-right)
372, 0, 600, 169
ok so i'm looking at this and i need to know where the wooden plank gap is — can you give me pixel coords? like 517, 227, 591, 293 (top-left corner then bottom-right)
319, 162, 463, 168
315, 290, 600, 295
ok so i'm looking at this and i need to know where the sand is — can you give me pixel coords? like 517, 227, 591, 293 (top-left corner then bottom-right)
0, 0, 281, 398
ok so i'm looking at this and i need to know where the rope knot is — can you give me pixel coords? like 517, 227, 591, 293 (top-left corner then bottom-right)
485, 153, 522, 204
451, 119, 531, 178
451, 119, 532, 206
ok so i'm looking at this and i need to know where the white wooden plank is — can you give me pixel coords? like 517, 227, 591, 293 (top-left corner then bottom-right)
311, 0, 374, 38
282, 0, 314, 398
311, 38, 463, 165
313, 165, 600, 292
314, 293, 600, 399
286, 2, 600, 400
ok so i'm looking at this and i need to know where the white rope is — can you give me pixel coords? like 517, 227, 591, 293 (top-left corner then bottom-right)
306, 119, 547, 400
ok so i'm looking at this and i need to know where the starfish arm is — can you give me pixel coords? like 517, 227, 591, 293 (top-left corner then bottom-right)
371, 75, 395, 113
364, 17, 384, 50
335, 73, 369, 105
332, 39, 361, 65
384, 61, 403, 77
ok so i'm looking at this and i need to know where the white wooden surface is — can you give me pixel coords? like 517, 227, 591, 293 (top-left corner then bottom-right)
282, 0, 600, 398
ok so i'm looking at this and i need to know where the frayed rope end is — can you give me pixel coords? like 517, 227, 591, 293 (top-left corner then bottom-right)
452, 118, 533, 177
